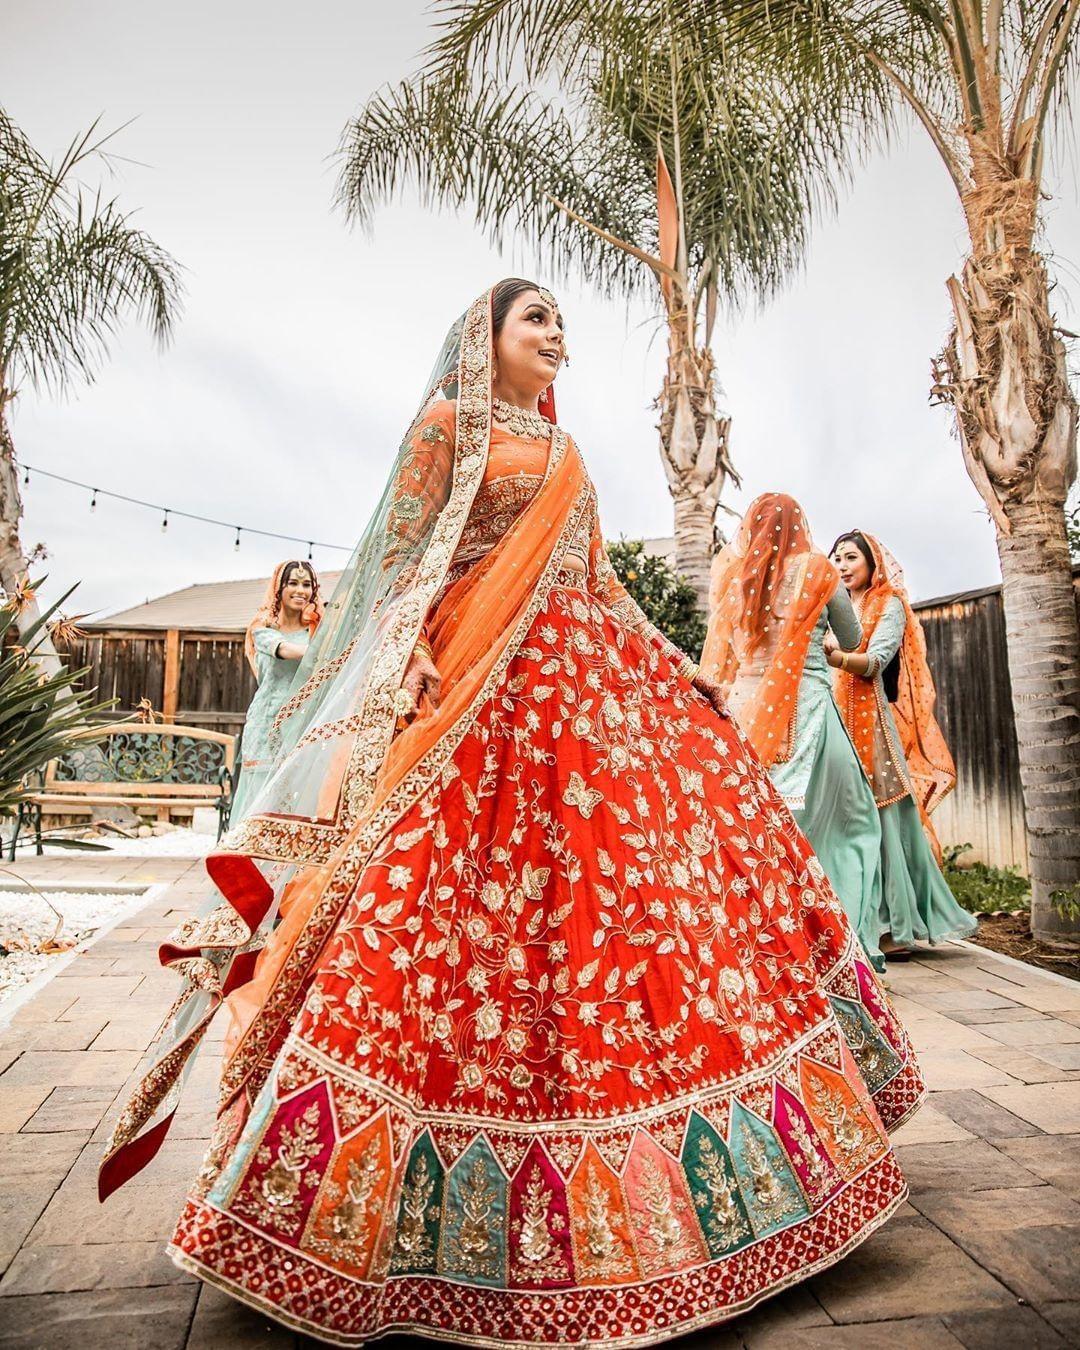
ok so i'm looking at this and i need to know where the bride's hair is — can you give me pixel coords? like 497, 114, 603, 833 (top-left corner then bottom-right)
491, 277, 545, 337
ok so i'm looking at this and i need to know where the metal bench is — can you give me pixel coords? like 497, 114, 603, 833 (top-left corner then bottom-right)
13, 723, 235, 856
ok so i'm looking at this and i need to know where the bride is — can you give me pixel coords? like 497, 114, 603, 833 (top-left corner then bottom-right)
100, 280, 923, 1346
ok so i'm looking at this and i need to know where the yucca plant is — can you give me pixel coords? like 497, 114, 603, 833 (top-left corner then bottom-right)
0, 581, 112, 822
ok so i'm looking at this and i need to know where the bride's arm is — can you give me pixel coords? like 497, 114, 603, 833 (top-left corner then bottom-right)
586, 508, 726, 714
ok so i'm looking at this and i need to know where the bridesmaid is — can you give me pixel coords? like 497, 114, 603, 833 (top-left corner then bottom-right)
830, 530, 976, 958
234, 560, 323, 817
704, 494, 885, 968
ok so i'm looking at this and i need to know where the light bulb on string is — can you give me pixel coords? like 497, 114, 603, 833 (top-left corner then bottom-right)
234, 527, 241, 552
161, 509, 169, 533
307, 542, 313, 562
22, 467, 29, 486
90, 490, 98, 511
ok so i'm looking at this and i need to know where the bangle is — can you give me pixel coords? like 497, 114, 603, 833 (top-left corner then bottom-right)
839, 652, 848, 671
413, 636, 433, 663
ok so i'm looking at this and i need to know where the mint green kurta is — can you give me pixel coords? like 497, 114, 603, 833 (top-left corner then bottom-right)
861, 596, 976, 949
728, 585, 885, 969
233, 625, 310, 820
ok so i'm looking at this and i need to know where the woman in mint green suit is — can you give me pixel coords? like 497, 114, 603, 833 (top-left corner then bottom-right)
704, 494, 885, 969
830, 531, 976, 957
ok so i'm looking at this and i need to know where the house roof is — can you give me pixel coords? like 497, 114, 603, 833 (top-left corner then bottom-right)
89, 537, 679, 633
87, 573, 345, 633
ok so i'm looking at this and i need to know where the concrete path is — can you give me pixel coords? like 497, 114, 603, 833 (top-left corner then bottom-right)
1, 852, 1078, 1349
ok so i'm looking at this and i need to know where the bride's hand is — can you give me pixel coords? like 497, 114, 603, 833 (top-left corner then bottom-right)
693, 671, 729, 718
400, 649, 442, 717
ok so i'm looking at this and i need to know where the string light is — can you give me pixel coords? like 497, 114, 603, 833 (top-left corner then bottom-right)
16, 461, 352, 556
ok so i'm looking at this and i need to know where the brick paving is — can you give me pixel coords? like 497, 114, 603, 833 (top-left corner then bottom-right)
1, 852, 1078, 1349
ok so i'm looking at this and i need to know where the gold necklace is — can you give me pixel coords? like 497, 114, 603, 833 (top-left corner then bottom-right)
492, 397, 552, 439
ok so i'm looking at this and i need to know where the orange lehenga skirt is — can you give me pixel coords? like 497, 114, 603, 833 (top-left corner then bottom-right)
167, 548, 924, 1345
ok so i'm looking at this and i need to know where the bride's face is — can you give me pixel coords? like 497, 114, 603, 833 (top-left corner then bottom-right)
494, 291, 565, 397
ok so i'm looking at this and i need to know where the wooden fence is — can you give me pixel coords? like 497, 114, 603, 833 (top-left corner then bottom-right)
914, 569, 1080, 873
66, 570, 1080, 873
59, 627, 257, 744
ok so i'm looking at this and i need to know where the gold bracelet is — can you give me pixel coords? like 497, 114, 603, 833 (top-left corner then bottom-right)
840, 652, 848, 671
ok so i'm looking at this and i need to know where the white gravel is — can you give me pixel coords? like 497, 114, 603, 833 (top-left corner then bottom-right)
0, 886, 154, 1021
39, 828, 213, 860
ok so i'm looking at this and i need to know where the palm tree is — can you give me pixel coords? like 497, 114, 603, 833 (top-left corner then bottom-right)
445, 0, 1080, 939
337, 13, 853, 607
0, 108, 183, 664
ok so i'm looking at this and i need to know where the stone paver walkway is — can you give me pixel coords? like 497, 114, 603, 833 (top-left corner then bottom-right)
1, 853, 1079, 1349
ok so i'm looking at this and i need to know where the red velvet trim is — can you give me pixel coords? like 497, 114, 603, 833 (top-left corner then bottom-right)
98, 1112, 174, 1202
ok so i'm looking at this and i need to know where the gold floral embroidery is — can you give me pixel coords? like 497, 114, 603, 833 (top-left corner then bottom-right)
511, 1166, 570, 1281
452, 475, 546, 566
310, 1137, 385, 1262
574, 1163, 634, 1280
739, 1125, 800, 1225
390, 1153, 440, 1271
692, 1137, 750, 1249
445, 1155, 502, 1278
811, 1081, 877, 1167
833, 1003, 891, 1091
235, 1102, 324, 1228
784, 1111, 832, 1203
634, 1155, 700, 1268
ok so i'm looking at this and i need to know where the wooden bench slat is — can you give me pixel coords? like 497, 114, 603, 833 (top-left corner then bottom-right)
40, 781, 224, 798
31, 788, 222, 799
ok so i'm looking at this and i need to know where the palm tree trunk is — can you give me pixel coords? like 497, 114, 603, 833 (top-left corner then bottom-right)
671, 490, 717, 607
996, 500, 1080, 941
938, 184, 1080, 942
0, 391, 63, 676
656, 332, 735, 611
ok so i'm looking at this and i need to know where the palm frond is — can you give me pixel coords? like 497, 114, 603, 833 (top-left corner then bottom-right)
0, 107, 183, 396
337, 78, 655, 300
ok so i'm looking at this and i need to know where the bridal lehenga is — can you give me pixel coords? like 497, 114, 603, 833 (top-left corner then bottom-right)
100, 287, 924, 1347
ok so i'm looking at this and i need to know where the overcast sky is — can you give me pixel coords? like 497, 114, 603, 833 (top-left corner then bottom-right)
5, 0, 1079, 619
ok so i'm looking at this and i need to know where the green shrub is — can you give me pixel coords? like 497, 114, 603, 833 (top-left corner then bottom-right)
607, 539, 707, 660
942, 843, 1031, 914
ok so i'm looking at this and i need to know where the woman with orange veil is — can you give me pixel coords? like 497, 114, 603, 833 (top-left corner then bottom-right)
232, 560, 323, 819
99, 282, 924, 1347
831, 531, 975, 958
702, 495, 884, 969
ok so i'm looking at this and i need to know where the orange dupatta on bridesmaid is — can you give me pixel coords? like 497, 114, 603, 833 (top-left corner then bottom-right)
702, 493, 837, 767
834, 533, 955, 839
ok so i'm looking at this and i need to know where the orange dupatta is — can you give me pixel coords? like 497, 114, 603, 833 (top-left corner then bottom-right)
220, 430, 589, 1076
834, 533, 956, 840
701, 493, 837, 767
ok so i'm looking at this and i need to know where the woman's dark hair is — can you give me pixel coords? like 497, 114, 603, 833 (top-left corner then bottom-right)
829, 531, 901, 702
491, 277, 555, 337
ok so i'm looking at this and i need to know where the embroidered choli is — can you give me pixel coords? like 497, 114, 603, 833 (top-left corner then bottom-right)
387, 400, 692, 676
